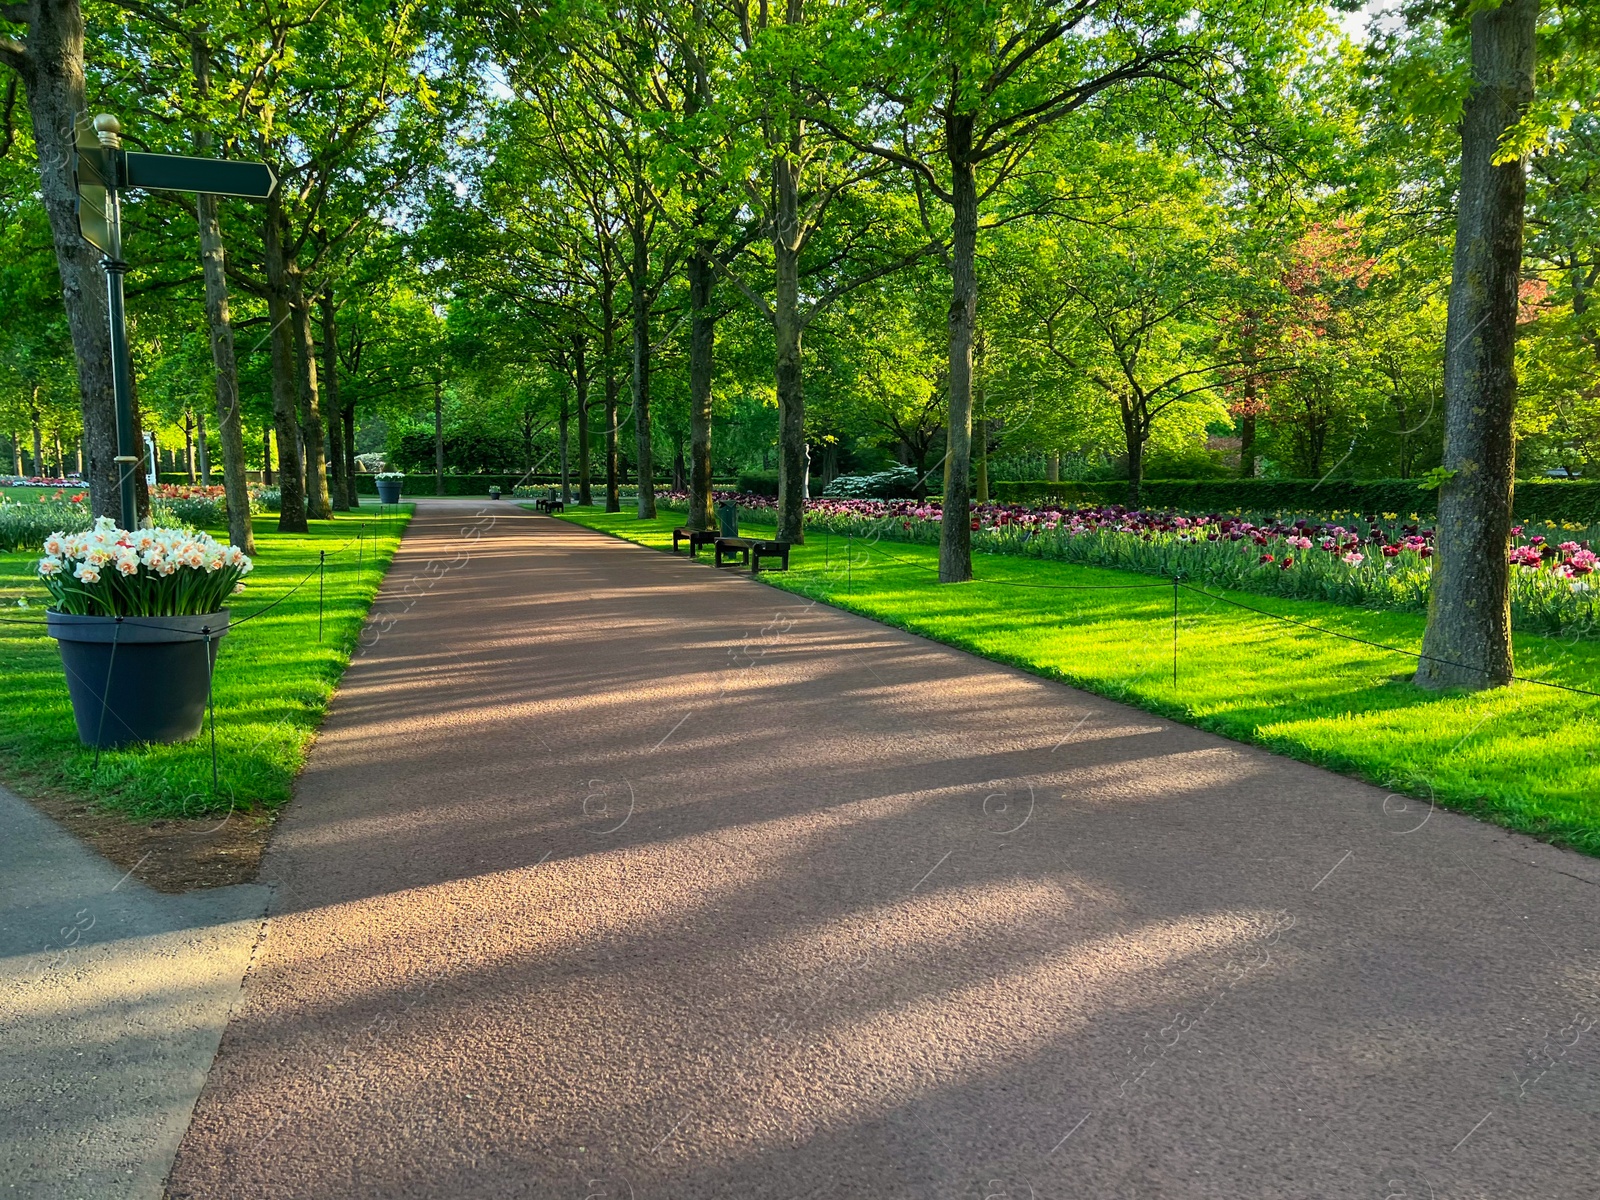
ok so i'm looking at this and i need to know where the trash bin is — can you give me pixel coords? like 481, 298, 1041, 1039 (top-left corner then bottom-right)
716, 500, 739, 538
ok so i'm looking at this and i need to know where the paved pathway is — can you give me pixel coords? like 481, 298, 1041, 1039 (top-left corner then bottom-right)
0, 786, 267, 1200
166, 499, 1599, 1199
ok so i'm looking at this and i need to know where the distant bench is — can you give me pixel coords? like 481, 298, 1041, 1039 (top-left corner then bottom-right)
534, 497, 565, 513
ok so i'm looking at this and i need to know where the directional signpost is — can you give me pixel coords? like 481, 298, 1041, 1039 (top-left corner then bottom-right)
73, 115, 276, 523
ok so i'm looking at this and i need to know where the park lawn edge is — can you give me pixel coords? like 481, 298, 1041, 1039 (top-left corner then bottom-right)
0, 506, 413, 822
549, 505, 1600, 859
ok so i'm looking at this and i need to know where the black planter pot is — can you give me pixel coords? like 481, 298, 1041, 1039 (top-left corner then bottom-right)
47, 611, 229, 749
376, 479, 402, 503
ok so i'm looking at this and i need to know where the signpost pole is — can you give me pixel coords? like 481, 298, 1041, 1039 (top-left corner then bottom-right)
94, 115, 140, 526
75, 114, 274, 528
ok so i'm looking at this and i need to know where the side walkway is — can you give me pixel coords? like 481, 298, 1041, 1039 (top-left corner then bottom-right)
168, 499, 1598, 1199
0, 786, 267, 1200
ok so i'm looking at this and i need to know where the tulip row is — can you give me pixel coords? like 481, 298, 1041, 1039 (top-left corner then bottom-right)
651, 491, 1597, 636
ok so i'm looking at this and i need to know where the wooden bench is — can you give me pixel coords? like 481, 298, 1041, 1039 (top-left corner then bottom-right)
534, 497, 565, 513
714, 536, 752, 568
673, 527, 719, 557
751, 540, 791, 574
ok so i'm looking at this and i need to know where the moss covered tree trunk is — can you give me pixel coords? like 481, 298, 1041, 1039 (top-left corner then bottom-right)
1417, 0, 1536, 691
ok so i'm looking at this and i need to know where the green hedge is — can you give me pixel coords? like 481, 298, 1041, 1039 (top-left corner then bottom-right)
354, 473, 542, 495
990, 478, 1600, 524
737, 469, 780, 497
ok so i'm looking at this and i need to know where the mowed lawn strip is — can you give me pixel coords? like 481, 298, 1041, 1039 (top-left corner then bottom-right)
0, 508, 410, 819
553, 506, 1600, 855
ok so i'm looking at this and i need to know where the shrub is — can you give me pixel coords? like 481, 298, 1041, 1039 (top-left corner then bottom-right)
251, 486, 281, 512
822, 464, 921, 499
737, 468, 780, 497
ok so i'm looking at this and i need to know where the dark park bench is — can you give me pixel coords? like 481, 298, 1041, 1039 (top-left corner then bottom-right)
673, 527, 720, 557
714, 536, 752, 568
751, 540, 791, 573
713, 536, 790, 573
534, 496, 565, 513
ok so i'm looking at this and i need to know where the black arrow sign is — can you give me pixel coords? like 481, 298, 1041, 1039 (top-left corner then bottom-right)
121, 152, 276, 199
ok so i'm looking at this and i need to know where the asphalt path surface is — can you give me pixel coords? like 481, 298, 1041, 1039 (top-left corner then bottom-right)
0, 785, 267, 1200
166, 499, 1600, 1199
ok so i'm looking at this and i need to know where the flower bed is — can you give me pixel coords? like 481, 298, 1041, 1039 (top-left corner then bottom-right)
650, 491, 1597, 636
152, 483, 229, 528
0, 490, 91, 552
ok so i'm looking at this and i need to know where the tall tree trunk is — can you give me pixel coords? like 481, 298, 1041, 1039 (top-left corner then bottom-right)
289, 279, 331, 519
433, 377, 446, 495
773, 153, 806, 545
574, 332, 591, 505
263, 426, 273, 485
1417, 0, 1536, 691
559, 381, 571, 504
630, 215, 656, 519
10, 431, 21, 476
191, 41, 253, 550
342, 404, 358, 507
31, 404, 45, 477
603, 286, 620, 513
5, 0, 122, 519
939, 115, 977, 583
1047, 452, 1060, 482
263, 200, 308, 532
196, 406, 210, 481
1124, 403, 1144, 507
974, 330, 989, 505
1239, 414, 1257, 478
196, 191, 254, 550
687, 249, 716, 531
184, 413, 195, 482
319, 291, 348, 511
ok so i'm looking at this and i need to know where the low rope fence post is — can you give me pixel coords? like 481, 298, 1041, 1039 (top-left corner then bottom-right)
1172, 575, 1180, 688
203, 625, 219, 801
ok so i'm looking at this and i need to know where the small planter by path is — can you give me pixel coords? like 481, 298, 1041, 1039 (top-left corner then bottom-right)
376, 478, 403, 503
36, 518, 253, 749
48, 611, 228, 748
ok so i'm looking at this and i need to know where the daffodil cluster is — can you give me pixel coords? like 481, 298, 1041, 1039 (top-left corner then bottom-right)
37, 517, 252, 617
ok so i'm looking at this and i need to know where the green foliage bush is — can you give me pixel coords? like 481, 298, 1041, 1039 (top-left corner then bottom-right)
354, 473, 528, 495
737, 469, 780, 496
823, 465, 921, 498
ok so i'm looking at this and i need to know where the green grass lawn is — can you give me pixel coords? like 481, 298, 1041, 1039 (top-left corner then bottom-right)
556, 505, 1600, 856
0, 507, 409, 819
